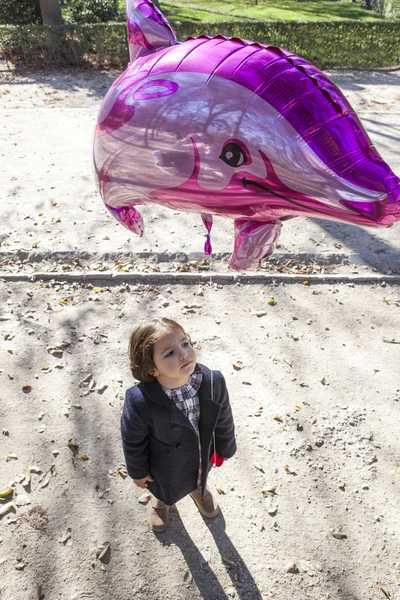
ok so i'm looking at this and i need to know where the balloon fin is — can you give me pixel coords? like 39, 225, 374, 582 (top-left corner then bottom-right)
125, 0, 178, 63
201, 213, 213, 256
229, 219, 282, 272
105, 204, 145, 236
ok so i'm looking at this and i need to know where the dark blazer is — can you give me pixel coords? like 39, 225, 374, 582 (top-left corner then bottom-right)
121, 364, 236, 506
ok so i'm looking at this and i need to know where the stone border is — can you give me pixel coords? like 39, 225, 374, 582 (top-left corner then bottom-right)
1, 271, 399, 285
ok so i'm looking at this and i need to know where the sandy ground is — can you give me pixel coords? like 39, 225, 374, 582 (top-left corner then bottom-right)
1, 279, 400, 600
0, 64, 400, 600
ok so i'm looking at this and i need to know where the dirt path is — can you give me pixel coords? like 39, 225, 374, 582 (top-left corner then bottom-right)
1, 278, 400, 600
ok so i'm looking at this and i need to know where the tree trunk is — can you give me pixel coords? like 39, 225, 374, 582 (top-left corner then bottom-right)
39, 0, 63, 25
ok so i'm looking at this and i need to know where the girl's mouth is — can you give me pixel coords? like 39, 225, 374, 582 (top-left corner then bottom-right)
181, 360, 192, 369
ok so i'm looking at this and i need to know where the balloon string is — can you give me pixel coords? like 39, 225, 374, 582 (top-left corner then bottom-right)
208, 246, 217, 468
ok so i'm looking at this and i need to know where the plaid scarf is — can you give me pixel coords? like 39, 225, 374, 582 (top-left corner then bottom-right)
162, 364, 202, 487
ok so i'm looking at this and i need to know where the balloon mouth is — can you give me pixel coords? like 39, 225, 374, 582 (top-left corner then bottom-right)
241, 176, 377, 225
242, 176, 335, 218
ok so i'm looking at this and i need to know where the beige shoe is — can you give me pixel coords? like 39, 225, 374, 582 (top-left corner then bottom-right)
190, 486, 220, 518
150, 497, 169, 532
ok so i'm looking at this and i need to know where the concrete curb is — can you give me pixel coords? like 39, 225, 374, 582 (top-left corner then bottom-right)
1, 271, 399, 285
2, 250, 399, 272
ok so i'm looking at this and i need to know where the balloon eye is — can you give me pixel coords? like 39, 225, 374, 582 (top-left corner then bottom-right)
219, 142, 248, 168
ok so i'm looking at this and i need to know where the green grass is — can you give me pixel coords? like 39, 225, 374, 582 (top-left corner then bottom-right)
119, 0, 384, 21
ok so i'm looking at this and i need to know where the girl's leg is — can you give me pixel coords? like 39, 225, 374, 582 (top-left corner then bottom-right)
190, 485, 219, 518
150, 495, 169, 532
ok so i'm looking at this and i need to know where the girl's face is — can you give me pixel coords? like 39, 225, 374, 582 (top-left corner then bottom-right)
152, 329, 196, 388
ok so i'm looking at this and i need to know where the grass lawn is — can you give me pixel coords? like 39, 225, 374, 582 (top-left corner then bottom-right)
120, 0, 384, 21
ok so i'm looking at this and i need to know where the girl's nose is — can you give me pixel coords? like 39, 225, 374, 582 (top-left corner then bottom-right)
180, 351, 188, 360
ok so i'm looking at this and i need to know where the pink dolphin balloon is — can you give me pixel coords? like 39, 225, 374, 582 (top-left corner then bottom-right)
93, 0, 400, 271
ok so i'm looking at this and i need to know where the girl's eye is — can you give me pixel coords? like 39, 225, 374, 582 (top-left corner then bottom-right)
183, 342, 189, 347
165, 350, 173, 357
219, 142, 249, 168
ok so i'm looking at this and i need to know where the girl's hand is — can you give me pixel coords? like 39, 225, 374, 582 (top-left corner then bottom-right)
133, 475, 154, 488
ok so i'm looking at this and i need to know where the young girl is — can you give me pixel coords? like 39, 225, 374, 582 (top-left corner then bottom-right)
121, 318, 236, 532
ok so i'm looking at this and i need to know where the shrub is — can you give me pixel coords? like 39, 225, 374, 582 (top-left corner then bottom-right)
67, 0, 120, 23
0, 21, 399, 68
0, 0, 42, 25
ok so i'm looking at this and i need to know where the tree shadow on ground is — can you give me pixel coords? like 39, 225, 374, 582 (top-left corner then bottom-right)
0, 61, 120, 104
157, 508, 264, 599
311, 218, 400, 272
327, 70, 400, 92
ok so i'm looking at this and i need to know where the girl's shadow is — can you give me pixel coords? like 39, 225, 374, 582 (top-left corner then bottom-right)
156, 506, 264, 600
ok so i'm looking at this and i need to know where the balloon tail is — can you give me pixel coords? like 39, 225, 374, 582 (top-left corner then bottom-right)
201, 213, 213, 257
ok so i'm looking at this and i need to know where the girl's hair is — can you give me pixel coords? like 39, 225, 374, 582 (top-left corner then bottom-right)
129, 318, 191, 382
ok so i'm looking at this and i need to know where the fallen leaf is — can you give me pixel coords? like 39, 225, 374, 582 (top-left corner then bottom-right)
232, 362, 243, 371
369, 455, 378, 465
95, 541, 110, 562
261, 487, 277, 497
21, 468, 31, 487
254, 463, 264, 473
0, 488, 13, 499
183, 569, 193, 584
0, 502, 15, 518
268, 298, 277, 306
47, 346, 63, 358
58, 299, 68, 306
332, 530, 347, 539
286, 562, 299, 574
296, 423, 303, 431
284, 464, 296, 475
267, 495, 279, 515
294, 405, 302, 411
67, 439, 79, 451
118, 466, 128, 478
22, 385, 32, 393
273, 415, 282, 422
222, 557, 235, 567
5, 454, 18, 461
30, 466, 42, 475
338, 483, 346, 491
61, 527, 72, 545
38, 465, 55, 489
79, 454, 89, 461
93, 287, 104, 293
15, 493, 31, 507
216, 487, 225, 495
380, 585, 391, 598
242, 381, 252, 386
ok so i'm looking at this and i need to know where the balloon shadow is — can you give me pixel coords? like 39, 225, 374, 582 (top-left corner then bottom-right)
312, 217, 400, 272
155, 507, 264, 600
